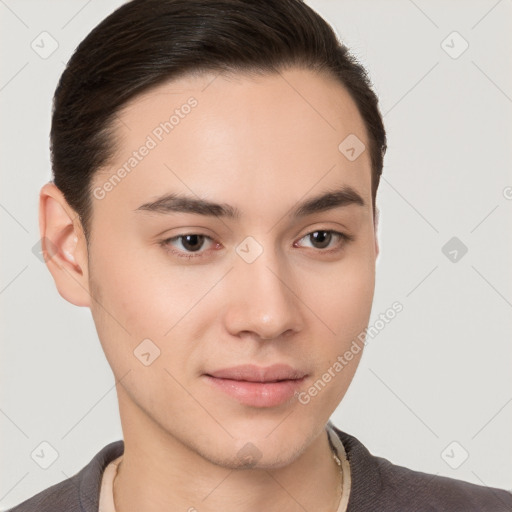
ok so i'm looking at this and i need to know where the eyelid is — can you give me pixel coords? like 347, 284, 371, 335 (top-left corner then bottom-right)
296, 221, 352, 239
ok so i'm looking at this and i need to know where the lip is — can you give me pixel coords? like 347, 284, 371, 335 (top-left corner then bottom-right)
203, 364, 308, 408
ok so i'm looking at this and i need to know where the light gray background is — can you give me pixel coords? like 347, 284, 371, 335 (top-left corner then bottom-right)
1, 0, 511, 509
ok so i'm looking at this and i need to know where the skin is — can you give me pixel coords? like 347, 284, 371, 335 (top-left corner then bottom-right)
40, 67, 379, 512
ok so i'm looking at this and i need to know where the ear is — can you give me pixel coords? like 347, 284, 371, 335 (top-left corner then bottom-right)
38, 182, 91, 307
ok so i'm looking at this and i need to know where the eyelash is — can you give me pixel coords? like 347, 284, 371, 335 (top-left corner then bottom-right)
159, 229, 353, 260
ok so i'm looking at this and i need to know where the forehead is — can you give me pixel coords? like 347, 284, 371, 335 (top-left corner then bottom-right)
92, 67, 372, 219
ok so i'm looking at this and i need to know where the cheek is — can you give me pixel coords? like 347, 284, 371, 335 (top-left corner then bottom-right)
297, 255, 374, 409
307, 255, 376, 341
299, 268, 372, 412
88, 237, 220, 372
90, 237, 191, 334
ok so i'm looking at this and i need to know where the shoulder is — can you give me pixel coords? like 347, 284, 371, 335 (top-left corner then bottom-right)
371, 451, 512, 511
5, 474, 82, 512
330, 424, 512, 512
5, 440, 124, 512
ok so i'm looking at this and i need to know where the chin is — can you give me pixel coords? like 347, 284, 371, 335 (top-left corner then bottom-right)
203, 441, 304, 471
193, 420, 315, 471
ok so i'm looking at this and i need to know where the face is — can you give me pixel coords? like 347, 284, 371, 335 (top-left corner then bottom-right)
45, 67, 378, 469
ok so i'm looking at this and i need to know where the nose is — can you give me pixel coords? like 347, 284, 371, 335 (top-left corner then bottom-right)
222, 245, 304, 341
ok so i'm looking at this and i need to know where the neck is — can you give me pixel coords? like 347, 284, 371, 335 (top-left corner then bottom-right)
113, 397, 342, 512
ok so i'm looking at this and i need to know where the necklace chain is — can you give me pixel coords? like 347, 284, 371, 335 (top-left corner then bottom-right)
332, 448, 344, 511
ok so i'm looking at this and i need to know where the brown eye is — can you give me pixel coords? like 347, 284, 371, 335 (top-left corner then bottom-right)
161, 233, 215, 259
309, 230, 332, 249
179, 234, 206, 252
295, 229, 350, 252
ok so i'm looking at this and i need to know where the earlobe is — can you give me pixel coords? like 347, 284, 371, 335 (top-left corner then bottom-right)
38, 182, 91, 307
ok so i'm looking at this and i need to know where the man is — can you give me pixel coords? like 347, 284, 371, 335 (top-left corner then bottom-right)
7, 0, 511, 511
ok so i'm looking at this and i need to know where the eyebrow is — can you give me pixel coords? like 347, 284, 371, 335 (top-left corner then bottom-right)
134, 185, 366, 220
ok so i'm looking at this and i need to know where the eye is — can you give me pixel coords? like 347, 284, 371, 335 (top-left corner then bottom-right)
160, 233, 218, 259
160, 229, 353, 261
294, 229, 352, 252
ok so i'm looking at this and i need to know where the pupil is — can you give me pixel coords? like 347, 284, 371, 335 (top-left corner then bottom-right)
183, 234, 203, 252
311, 231, 330, 249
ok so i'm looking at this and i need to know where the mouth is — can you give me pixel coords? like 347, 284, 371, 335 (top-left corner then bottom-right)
203, 364, 308, 408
